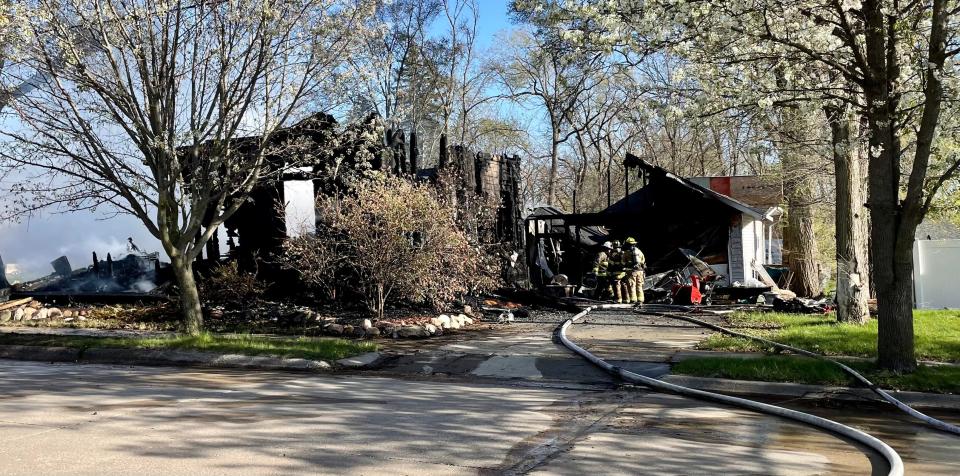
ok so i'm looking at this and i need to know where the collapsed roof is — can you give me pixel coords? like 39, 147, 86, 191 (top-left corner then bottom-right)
525, 157, 779, 281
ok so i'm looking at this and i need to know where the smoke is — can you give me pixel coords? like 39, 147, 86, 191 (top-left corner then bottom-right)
131, 279, 157, 293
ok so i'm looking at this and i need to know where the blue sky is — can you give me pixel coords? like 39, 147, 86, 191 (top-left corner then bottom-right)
473, 0, 514, 49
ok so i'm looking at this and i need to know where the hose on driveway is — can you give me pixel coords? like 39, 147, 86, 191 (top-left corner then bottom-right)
634, 305, 960, 437
558, 304, 904, 476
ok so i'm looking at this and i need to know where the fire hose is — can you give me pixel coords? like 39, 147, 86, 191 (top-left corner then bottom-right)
558, 304, 904, 476
635, 305, 960, 437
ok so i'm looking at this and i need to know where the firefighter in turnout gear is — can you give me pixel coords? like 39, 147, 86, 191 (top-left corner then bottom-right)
591, 242, 614, 300
622, 237, 646, 304
608, 240, 626, 303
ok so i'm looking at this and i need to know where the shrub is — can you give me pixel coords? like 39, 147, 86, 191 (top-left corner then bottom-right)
279, 223, 348, 301
198, 261, 266, 309
301, 176, 495, 318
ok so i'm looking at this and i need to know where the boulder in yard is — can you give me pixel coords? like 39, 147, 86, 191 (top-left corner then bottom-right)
22, 307, 37, 320
342, 324, 355, 336
13, 307, 24, 321
365, 327, 380, 337
437, 314, 451, 329
0, 310, 10, 322
424, 323, 438, 335
397, 325, 428, 338
287, 309, 315, 325
362, 319, 373, 330
325, 323, 344, 335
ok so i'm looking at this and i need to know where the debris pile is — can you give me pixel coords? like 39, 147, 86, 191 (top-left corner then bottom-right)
0, 297, 89, 323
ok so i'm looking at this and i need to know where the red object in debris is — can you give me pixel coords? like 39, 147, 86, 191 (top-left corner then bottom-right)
672, 275, 702, 305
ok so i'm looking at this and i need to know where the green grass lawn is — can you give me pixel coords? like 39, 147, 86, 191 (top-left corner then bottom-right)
0, 332, 377, 361
673, 355, 960, 394
702, 309, 960, 362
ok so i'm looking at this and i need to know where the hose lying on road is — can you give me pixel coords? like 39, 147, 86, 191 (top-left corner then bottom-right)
559, 304, 904, 476
636, 306, 960, 437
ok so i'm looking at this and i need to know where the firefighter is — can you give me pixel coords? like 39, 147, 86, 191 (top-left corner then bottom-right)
609, 240, 626, 303
591, 242, 614, 300
622, 237, 646, 304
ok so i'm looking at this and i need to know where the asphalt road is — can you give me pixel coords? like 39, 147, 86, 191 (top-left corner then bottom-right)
0, 359, 893, 475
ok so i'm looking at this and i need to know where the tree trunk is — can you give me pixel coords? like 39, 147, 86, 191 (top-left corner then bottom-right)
825, 105, 870, 324
861, 1, 917, 373
547, 130, 560, 205
171, 256, 203, 335
779, 108, 821, 298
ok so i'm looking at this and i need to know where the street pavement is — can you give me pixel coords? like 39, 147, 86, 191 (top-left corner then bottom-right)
0, 359, 893, 475
1, 309, 958, 474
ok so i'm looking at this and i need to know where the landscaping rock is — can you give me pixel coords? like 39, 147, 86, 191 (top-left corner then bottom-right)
362, 319, 373, 330
324, 323, 344, 335
424, 323, 438, 335
437, 314, 451, 329
342, 324, 355, 336
22, 308, 37, 320
0, 310, 11, 322
365, 327, 380, 337
62, 310, 73, 318
287, 309, 314, 325
13, 307, 24, 321
429, 317, 443, 328
447, 315, 462, 329
48, 308, 63, 319
397, 325, 427, 338
34, 309, 49, 320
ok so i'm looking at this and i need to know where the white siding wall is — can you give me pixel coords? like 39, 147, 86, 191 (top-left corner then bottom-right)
728, 218, 745, 283
914, 239, 960, 309
728, 214, 767, 284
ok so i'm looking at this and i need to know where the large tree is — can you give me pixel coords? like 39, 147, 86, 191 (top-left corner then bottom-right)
541, 0, 960, 371
0, 0, 373, 334
493, 28, 606, 205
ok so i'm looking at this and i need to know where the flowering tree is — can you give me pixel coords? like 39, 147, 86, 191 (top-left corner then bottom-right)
0, 0, 29, 110
0, 0, 374, 334
534, 0, 960, 372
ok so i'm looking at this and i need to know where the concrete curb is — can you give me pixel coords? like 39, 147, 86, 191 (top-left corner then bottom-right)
336, 351, 383, 368
0, 344, 332, 372
661, 375, 960, 411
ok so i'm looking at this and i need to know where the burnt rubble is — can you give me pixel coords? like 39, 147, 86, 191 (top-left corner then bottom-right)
11, 252, 170, 302
526, 154, 784, 305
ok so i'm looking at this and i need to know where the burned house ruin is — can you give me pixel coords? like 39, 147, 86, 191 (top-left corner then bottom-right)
203, 113, 525, 276
526, 155, 782, 294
